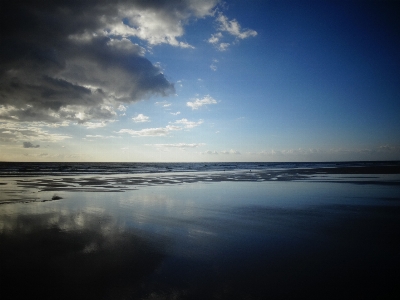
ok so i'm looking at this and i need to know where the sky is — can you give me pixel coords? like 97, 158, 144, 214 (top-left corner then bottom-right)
1, 0, 399, 162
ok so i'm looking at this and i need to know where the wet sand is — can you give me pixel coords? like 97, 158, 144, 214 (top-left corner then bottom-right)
1, 166, 400, 299
1, 164, 399, 204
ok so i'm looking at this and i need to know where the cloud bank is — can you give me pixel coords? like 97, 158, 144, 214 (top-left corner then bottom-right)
0, 0, 222, 123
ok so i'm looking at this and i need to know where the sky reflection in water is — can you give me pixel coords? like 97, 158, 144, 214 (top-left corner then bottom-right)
1, 181, 400, 299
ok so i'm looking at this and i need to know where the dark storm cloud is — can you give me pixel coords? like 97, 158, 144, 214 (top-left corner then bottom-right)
0, 0, 216, 122
23, 141, 40, 148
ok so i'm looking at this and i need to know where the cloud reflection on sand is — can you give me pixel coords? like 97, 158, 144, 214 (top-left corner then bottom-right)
0, 209, 167, 300
1, 177, 400, 299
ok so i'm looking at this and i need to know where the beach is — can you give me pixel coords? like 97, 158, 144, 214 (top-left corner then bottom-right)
1, 162, 400, 299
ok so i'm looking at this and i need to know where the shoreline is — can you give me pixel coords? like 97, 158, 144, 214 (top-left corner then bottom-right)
1, 165, 400, 204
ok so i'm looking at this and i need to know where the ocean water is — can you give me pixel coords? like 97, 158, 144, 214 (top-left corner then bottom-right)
0, 163, 400, 299
1, 161, 399, 176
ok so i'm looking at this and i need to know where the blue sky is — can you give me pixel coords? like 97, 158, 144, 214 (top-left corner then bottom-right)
1, 0, 399, 162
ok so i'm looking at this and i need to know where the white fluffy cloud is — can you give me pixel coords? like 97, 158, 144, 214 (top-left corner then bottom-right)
108, 0, 218, 48
208, 32, 223, 44
118, 105, 127, 112
187, 95, 217, 110
132, 114, 150, 123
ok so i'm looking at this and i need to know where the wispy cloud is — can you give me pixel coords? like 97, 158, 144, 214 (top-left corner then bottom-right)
150, 143, 205, 149
210, 59, 219, 71
172, 118, 203, 128
155, 101, 172, 108
216, 14, 258, 40
217, 42, 230, 51
208, 13, 257, 51
0, 122, 71, 143
187, 95, 217, 110
204, 150, 218, 155
83, 121, 110, 129
202, 149, 241, 155
118, 117, 202, 137
221, 149, 241, 155
118, 104, 127, 116
118, 125, 181, 137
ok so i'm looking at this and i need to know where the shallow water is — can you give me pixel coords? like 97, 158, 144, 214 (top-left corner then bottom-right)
1, 180, 400, 299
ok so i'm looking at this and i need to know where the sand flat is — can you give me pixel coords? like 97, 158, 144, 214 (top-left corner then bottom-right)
1, 165, 400, 299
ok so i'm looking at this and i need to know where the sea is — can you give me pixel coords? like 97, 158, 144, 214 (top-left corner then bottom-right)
0, 160, 399, 176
